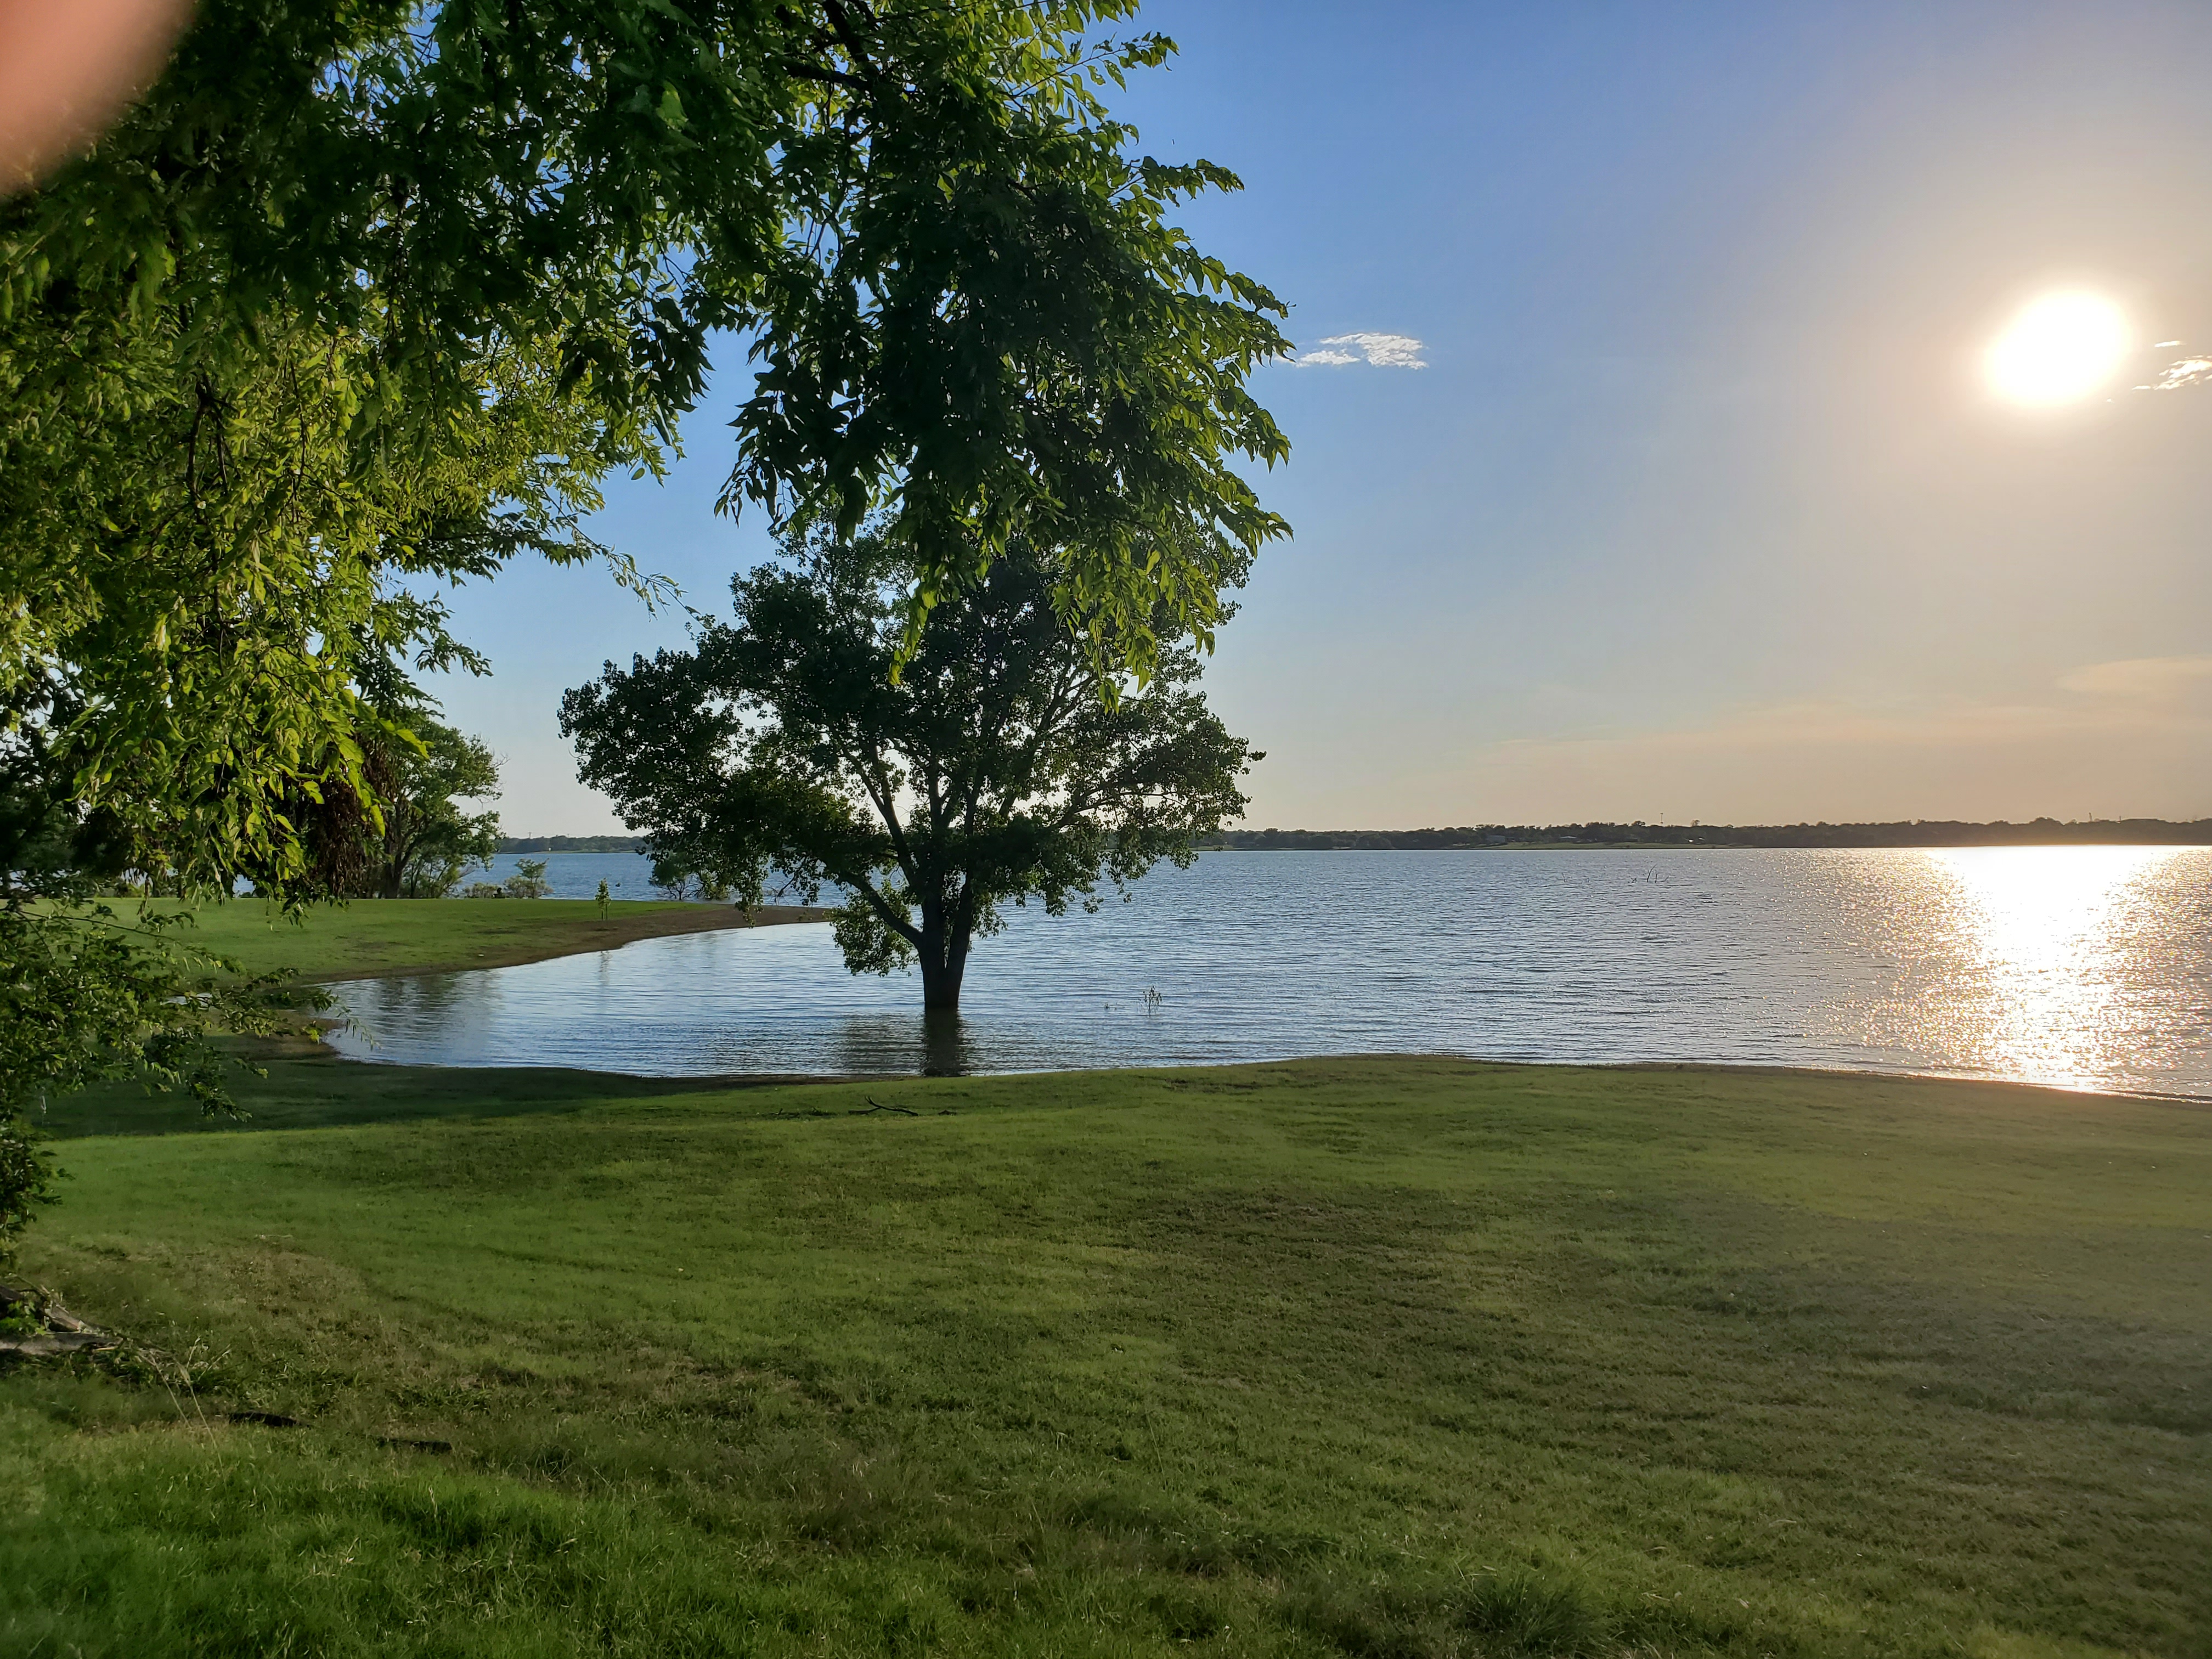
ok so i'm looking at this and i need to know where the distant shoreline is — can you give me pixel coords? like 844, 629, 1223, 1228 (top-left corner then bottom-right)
1199, 820, 2212, 850
502, 819, 2212, 856
495, 835, 656, 854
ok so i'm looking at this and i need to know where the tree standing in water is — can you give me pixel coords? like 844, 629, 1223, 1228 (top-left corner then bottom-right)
561, 531, 1259, 1012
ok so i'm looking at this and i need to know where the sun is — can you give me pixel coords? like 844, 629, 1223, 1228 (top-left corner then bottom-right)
1985, 292, 2130, 406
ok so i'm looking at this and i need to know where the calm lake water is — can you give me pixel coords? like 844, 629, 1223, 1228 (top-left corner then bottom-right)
474, 850, 827, 902
477, 850, 668, 898
325, 848, 2212, 1095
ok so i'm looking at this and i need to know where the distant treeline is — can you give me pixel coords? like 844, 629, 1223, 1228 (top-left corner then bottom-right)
509, 821, 2212, 855
1200, 819, 2212, 850
495, 835, 648, 854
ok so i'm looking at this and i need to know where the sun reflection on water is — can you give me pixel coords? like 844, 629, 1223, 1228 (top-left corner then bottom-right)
1908, 847, 2192, 1091
328, 849, 2212, 1094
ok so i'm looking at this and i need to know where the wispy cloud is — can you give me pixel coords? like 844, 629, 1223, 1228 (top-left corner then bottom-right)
2137, 355, 2212, 392
2057, 654, 2212, 701
2132, 340, 2212, 391
1288, 331, 1427, 369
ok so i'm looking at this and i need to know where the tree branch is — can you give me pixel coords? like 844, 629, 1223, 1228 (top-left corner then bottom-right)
838, 867, 922, 947
782, 58, 869, 92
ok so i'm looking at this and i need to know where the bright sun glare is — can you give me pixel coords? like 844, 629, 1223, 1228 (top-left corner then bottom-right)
1985, 292, 2130, 406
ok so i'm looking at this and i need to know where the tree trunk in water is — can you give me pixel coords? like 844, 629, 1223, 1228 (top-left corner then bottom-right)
918, 952, 966, 1010
917, 909, 968, 1010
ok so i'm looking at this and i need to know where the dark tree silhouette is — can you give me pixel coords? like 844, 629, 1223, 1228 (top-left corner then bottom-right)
562, 532, 1259, 1011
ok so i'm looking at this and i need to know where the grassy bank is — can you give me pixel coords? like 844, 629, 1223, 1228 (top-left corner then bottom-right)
5, 1057, 2207, 1657
101, 896, 826, 983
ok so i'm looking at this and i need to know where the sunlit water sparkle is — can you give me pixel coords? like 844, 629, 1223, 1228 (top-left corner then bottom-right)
326, 849, 2212, 1094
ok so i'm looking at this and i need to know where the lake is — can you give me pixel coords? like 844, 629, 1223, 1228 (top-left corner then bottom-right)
326, 847, 2212, 1095
478, 850, 674, 898
476, 850, 831, 904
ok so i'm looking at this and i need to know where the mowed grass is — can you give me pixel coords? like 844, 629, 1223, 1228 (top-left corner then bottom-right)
4, 1056, 2208, 1657
82, 896, 826, 983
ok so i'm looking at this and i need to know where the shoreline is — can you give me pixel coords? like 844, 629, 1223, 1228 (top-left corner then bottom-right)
112, 896, 833, 986
271, 1043, 2212, 1110
291, 900, 833, 983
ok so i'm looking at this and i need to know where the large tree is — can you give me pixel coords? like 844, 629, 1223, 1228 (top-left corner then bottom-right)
298, 705, 501, 901
561, 531, 1259, 1011
0, 675, 313, 1271
0, 316, 631, 898
2, 2, 1289, 898
0, 1, 1290, 1228
364, 720, 501, 900
0, 0, 1291, 899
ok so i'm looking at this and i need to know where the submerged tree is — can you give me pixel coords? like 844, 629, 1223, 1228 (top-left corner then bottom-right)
562, 532, 1260, 1011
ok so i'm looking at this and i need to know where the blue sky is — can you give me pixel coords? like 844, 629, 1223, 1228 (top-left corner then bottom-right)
430, 0, 2212, 832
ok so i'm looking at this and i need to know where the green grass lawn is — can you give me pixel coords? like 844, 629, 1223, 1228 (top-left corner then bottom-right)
5, 1056, 2207, 1657
83, 896, 826, 983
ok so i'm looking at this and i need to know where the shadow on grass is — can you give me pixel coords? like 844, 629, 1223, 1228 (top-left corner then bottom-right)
36, 1042, 821, 1139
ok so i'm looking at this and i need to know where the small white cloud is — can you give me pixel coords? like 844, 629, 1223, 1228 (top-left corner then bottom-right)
2137, 355, 2212, 391
2154, 340, 2182, 348
1323, 331, 1427, 368
2058, 655, 2212, 700
1288, 331, 1427, 369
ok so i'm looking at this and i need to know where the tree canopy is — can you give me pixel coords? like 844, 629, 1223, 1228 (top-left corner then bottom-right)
0, 1, 1289, 1242
561, 529, 1260, 1009
299, 704, 501, 901
2, 0, 1288, 894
